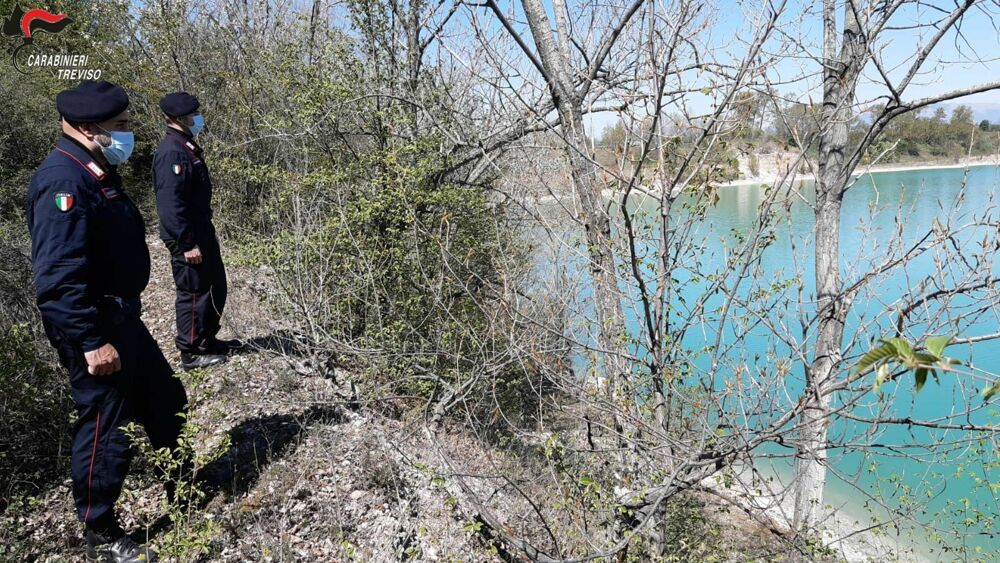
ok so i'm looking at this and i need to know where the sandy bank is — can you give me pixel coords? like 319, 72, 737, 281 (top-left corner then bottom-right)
703, 464, 933, 563
721, 157, 999, 188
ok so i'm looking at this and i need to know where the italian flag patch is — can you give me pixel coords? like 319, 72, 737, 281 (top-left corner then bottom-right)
54, 192, 74, 212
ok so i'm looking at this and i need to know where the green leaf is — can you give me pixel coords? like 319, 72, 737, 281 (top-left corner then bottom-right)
913, 352, 940, 366
882, 337, 915, 363
874, 363, 891, 392
924, 335, 952, 358
982, 381, 1000, 401
914, 368, 927, 393
855, 343, 896, 375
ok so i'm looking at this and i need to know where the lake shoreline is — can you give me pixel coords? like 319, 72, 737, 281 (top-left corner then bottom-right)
706, 463, 932, 562
540, 160, 1000, 204
720, 159, 999, 188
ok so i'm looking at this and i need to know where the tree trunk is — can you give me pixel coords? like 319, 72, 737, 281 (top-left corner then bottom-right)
793, 101, 848, 529
520, 0, 628, 396
562, 105, 628, 396
792, 0, 863, 533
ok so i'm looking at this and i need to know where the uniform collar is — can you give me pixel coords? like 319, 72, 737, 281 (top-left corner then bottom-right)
166, 126, 202, 155
56, 135, 112, 181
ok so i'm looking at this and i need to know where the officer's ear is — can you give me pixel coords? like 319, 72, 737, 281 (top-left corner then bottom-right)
70, 121, 99, 140
72, 121, 111, 147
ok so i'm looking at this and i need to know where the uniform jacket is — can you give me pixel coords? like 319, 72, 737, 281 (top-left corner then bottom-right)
27, 135, 150, 352
152, 127, 215, 254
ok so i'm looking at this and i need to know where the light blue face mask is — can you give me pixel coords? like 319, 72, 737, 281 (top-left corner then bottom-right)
97, 127, 135, 165
188, 114, 205, 136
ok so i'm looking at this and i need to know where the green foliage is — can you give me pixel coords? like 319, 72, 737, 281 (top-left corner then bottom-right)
982, 381, 1000, 401
123, 416, 230, 560
163, 0, 544, 423
0, 5, 535, 562
598, 121, 627, 151
865, 105, 998, 162
238, 132, 535, 417
632, 100, 1000, 173
659, 495, 724, 562
0, 320, 68, 509
775, 102, 823, 147
852, 335, 986, 396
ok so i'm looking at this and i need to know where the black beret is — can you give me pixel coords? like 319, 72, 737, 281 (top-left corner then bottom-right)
56, 80, 129, 123
159, 92, 200, 117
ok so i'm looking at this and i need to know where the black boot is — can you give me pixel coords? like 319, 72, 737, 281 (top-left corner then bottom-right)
180, 351, 227, 370
86, 527, 158, 562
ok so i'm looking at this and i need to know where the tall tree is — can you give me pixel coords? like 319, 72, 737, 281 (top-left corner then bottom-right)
473, 0, 647, 405
790, 0, 1000, 532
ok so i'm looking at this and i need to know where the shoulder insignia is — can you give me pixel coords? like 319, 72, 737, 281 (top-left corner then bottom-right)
55, 148, 106, 180
185, 142, 197, 151
101, 187, 121, 200
54, 192, 74, 212
173, 164, 184, 175
86, 161, 106, 179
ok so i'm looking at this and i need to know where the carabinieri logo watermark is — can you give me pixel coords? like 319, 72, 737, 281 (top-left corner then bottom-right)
2, 5, 103, 78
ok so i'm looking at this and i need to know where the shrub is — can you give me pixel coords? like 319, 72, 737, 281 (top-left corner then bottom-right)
0, 321, 69, 511
230, 133, 539, 422
124, 413, 230, 560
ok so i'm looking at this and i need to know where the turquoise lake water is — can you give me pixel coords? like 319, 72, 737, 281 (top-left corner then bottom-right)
592, 165, 1000, 559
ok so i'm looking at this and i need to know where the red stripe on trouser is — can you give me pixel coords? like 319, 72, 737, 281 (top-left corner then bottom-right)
190, 293, 197, 345
82, 409, 101, 522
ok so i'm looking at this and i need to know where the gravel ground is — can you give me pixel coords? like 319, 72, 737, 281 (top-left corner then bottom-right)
0, 236, 501, 562
1, 234, 894, 563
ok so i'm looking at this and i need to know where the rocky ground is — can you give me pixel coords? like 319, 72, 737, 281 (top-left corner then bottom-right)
0, 237, 505, 562
0, 236, 907, 563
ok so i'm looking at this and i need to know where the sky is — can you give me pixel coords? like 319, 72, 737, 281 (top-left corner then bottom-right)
9, 0, 996, 139
583, 0, 1000, 137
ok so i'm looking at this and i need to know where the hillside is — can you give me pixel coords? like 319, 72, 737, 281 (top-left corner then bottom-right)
0, 235, 514, 561
0, 237, 920, 562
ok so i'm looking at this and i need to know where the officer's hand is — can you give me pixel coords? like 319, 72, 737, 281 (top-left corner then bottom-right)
84, 343, 122, 376
184, 246, 203, 265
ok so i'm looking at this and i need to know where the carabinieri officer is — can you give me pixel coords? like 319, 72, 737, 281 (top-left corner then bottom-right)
26, 80, 187, 562
152, 92, 238, 369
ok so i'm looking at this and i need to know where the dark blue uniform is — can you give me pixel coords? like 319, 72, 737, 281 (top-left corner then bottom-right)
27, 135, 188, 529
152, 128, 228, 354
